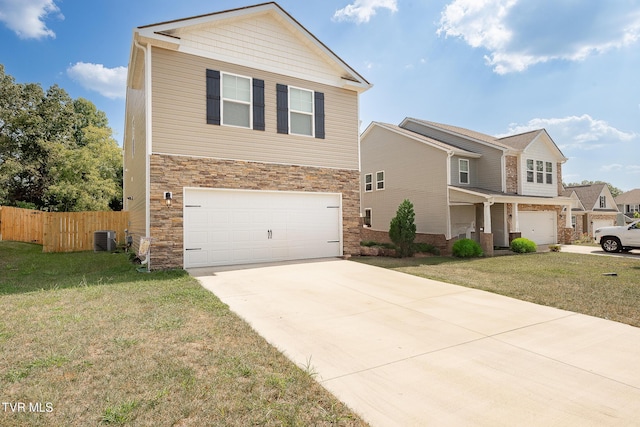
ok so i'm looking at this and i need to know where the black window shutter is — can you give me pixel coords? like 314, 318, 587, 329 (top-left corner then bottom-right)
276, 84, 288, 134
314, 91, 325, 139
252, 79, 265, 131
206, 69, 221, 125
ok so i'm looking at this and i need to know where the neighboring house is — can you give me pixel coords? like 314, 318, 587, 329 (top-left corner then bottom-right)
123, 3, 371, 269
360, 118, 574, 255
615, 188, 640, 221
562, 183, 619, 238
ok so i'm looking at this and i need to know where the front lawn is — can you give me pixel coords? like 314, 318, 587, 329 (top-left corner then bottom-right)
355, 252, 640, 328
0, 242, 367, 426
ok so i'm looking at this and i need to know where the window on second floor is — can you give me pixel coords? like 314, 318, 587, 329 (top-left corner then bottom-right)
364, 174, 373, 192
289, 87, 314, 136
545, 162, 553, 184
222, 73, 251, 128
376, 171, 385, 190
459, 159, 469, 184
527, 158, 553, 185
276, 84, 325, 139
599, 195, 606, 208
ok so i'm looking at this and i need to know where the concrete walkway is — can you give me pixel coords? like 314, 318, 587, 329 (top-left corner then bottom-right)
191, 259, 640, 426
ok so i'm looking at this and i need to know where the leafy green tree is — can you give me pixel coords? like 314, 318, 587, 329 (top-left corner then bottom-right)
389, 199, 417, 257
0, 65, 122, 211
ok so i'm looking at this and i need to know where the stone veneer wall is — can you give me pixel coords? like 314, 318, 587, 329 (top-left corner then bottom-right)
360, 227, 453, 255
149, 154, 361, 269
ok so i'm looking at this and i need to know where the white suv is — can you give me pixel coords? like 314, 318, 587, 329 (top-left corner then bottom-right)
594, 219, 640, 253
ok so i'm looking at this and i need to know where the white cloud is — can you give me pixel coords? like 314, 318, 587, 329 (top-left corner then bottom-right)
67, 62, 127, 100
438, 0, 640, 74
601, 164, 624, 172
501, 114, 638, 150
0, 0, 62, 39
333, 0, 398, 24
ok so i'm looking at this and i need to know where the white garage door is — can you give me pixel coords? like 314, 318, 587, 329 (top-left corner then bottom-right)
519, 211, 557, 245
183, 189, 342, 268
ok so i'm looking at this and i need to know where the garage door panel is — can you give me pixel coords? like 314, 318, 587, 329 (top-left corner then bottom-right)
520, 211, 556, 245
184, 189, 342, 268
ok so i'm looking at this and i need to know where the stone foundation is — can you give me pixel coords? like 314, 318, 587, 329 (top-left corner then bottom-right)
360, 227, 452, 256
148, 154, 361, 269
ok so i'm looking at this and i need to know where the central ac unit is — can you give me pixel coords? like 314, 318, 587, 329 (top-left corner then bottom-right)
94, 230, 116, 252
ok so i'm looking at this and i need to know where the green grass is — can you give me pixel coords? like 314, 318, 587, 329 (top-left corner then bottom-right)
0, 242, 367, 427
356, 252, 640, 327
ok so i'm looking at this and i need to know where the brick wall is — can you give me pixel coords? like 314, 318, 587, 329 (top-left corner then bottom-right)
149, 154, 361, 269
517, 203, 573, 244
505, 155, 518, 194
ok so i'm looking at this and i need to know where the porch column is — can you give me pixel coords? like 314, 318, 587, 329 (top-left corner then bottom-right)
513, 203, 520, 232
483, 201, 492, 234
565, 204, 572, 227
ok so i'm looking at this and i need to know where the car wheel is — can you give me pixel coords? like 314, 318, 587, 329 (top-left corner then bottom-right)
601, 237, 621, 253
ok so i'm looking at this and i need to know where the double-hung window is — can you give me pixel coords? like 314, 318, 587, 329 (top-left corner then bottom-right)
222, 73, 251, 128
599, 195, 606, 208
545, 162, 553, 184
376, 171, 385, 190
364, 208, 372, 227
289, 87, 314, 136
536, 160, 544, 183
364, 173, 373, 192
526, 159, 534, 183
459, 159, 469, 184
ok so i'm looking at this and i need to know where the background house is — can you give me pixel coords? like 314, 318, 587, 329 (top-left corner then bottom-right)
360, 118, 574, 255
615, 189, 640, 222
562, 183, 619, 239
123, 3, 371, 269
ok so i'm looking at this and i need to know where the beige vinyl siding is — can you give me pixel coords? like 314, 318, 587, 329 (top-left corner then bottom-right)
402, 122, 504, 192
123, 85, 148, 251
361, 125, 449, 234
150, 47, 359, 170
174, 11, 344, 87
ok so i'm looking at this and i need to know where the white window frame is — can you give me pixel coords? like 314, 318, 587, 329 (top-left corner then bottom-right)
289, 86, 314, 137
364, 208, 372, 227
599, 195, 606, 209
526, 159, 534, 183
459, 159, 470, 185
376, 171, 385, 190
221, 71, 252, 129
536, 160, 544, 184
545, 162, 553, 185
364, 173, 373, 192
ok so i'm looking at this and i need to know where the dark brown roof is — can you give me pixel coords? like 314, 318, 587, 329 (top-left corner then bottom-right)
564, 183, 607, 210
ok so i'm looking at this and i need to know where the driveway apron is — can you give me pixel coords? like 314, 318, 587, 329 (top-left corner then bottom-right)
191, 259, 640, 427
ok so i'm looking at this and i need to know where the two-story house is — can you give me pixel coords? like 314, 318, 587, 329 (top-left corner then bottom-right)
562, 183, 619, 238
615, 188, 640, 221
360, 118, 574, 255
123, 3, 371, 269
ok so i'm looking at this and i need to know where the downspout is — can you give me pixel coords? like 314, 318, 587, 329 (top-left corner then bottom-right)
134, 37, 153, 268
445, 151, 454, 240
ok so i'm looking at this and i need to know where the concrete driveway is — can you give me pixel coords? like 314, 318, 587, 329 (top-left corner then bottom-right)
191, 259, 640, 426
561, 244, 640, 258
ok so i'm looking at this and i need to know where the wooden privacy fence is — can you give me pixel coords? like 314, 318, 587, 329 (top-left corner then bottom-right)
0, 206, 128, 253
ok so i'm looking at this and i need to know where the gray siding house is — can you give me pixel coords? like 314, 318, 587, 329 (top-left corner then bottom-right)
360, 118, 574, 254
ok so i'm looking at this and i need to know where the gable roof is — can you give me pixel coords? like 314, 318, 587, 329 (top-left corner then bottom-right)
132, 2, 371, 92
615, 188, 640, 204
563, 183, 610, 211
400, 118, 567, 161
362, 122, 482, 158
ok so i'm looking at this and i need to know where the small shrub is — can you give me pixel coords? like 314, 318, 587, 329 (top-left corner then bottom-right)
389, 199, 417, 258
413, 243, 441, 256
452, 239, 483, 258
549, 244, 561, 252
510, 238, 537, 253
360, 241, 377, 247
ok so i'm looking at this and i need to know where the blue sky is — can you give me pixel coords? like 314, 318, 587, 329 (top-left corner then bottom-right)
1, 0, 639, 191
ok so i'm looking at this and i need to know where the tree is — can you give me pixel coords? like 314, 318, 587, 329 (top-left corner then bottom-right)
564, 180, 623, 198
389, 199, 417, 258
0, 65, 122, 211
